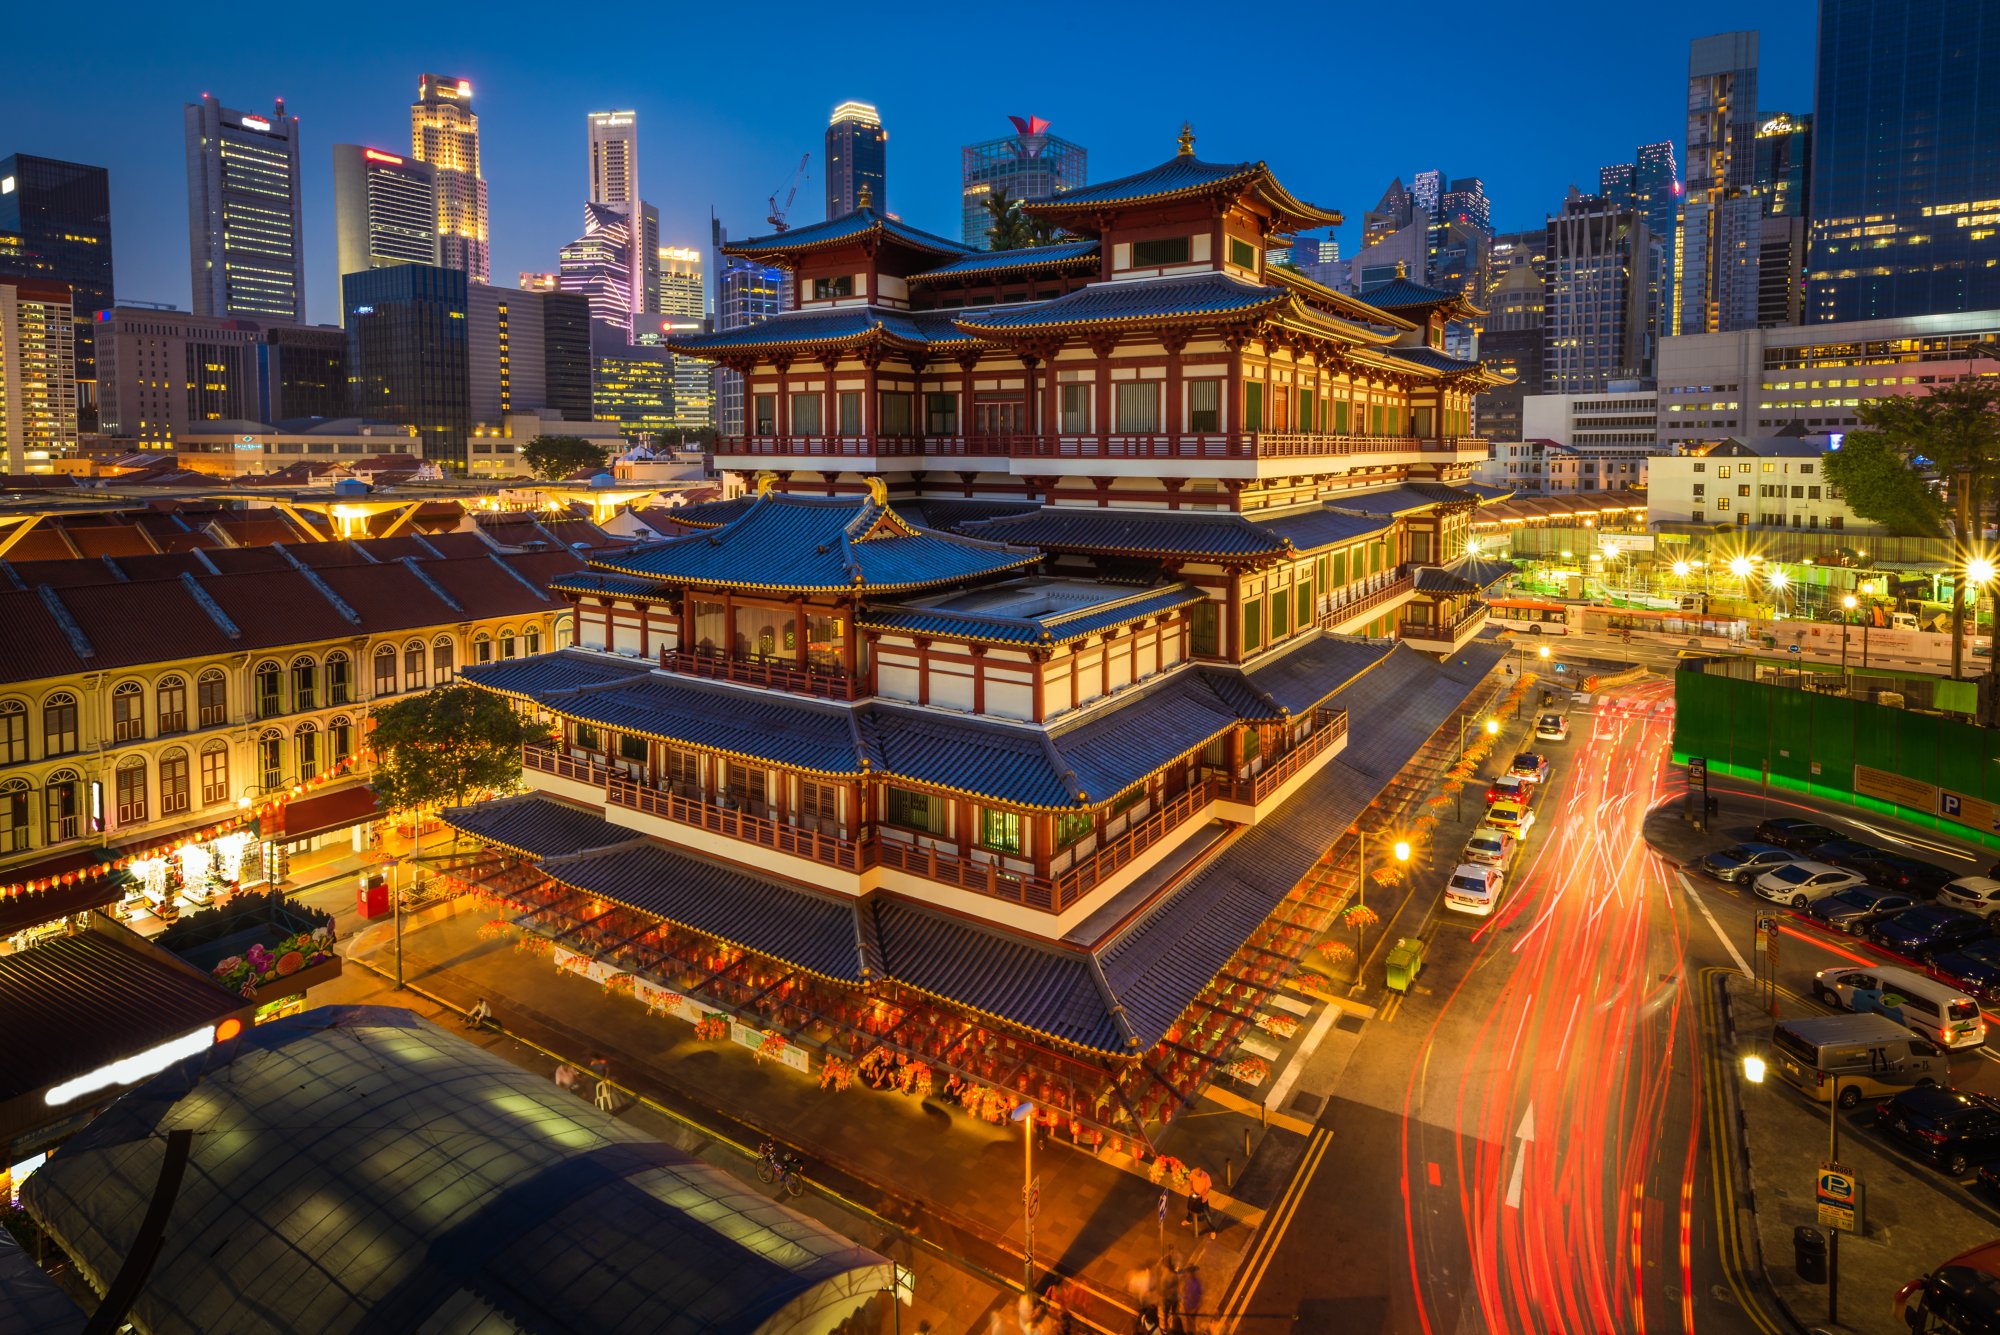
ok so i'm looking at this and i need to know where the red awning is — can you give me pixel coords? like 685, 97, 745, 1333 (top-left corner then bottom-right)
273, 785, 381, 842
0, 849, 119, 935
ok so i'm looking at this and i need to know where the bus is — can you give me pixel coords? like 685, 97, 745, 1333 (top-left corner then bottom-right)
1487, 599, 1573, 635
1581, 606, 1750, 641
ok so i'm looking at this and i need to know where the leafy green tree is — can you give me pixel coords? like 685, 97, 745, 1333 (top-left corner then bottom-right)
982, 188, 1061, 251
1823, 380, 2000, 682
369, 684, 550, 819
520, 435, 610, 481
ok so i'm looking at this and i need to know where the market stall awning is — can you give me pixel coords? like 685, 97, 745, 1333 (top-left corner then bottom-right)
272, 785, 380, 842
0, 850, 118, 936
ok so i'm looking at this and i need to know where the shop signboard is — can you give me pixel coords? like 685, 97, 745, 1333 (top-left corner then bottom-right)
730, 1019, 811, 1074
551, 946, 627, 987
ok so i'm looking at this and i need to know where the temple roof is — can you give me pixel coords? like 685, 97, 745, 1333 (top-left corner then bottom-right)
1356, 274, 1488, 318
1383, 346, 1513, 381
855, 580, 1202, 647
1266, 265, 1419, 332
457, 649, 652, 701
663, 305, 988, 358
950, 271, 1285, 335
719, 206, 971, 264
587, 490, 1040, 595
1024, 150, 1341, 234
907, 240, 1100, 285
1327, 482, 1485, 516
1412, 565, 1484, 595
959, 502, 1391, 562
440, 794, 633, 861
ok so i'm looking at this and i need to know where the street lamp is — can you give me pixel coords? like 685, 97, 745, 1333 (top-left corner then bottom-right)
1744, 1049, 1845, 1322
1010, 1100, 1036, 1291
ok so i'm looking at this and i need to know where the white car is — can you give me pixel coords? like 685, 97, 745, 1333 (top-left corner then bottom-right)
1753, 859, 1867, 908
1463, 826, 1515, 868
1937, 876, 2000, 922
1445, 863, 1504, 916
1534, 713, 1569, 742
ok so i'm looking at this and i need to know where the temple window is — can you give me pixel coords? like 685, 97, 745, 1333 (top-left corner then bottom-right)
1115, 383, 1160, 433
1060, 384, 1090, 433
979, 808, 1023, 854
806, 613, 846, 671
753, 395, 776, 436
799, 780, 838, 829
664, 747, 699, 793
1271, 589, 1291, 639
1188, 601, 1219, 656
1187, 380, 1221, 433
886, 786, 942, 834
724, 762, 767, 810
1334, 400, 1350, 433
1244, 382, 1265, 431
1244, 599, 1264, 653
880, 392, 914, 437
1055, 811, 1093, 849
736, 606, 790, 660
574, 723, 600, 752
812, 275, 854, 300
691, 600, 725, 652
1228, 237, 1257, 270
836, 391, 862, 436
790, 393, 823, 434
1131, 236, 1191, 267
926, 392, 958, 435
618, 735, 647, 763
1296, 583, 1313, 628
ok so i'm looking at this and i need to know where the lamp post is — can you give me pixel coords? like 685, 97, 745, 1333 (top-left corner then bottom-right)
1840, 593, 1857, 678
1457, 715, 1500, 822
1010, 1100, 1036, 1291
1859, 581, 1875, 669
1743, 1050, 1844, 1323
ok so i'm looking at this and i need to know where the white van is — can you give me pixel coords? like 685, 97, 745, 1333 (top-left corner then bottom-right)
1813, 964, 1987, 1051
1769, 1013, 1948, 1107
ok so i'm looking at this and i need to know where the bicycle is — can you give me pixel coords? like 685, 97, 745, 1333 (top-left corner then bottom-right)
754, 1141, 806, 1198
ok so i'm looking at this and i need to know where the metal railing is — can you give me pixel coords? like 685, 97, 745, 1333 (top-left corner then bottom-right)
715, 432, 1440, 462
605, 777, 871, 873
658, 648, 858, 701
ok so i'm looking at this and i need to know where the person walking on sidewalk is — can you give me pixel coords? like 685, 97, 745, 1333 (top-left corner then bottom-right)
1157, 1250, 1185, 1330
463, 997, 492, 1029
1181, 1166, 1216, 1238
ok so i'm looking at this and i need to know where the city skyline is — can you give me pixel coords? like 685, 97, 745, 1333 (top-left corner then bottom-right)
1, 0, 1812, 324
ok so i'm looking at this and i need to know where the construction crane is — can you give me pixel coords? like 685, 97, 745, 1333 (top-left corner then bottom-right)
767, 153, 810, 232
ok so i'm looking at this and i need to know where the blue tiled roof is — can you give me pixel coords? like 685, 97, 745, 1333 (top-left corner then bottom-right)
662, 496, 761, 529
1458, 482, 1515, 502
666, 305, 988, 357
951, 272, 1286, 335
1385, 346, 1492, 376
856, 584, 1203, 647
440, 795, 628, 860
1356, 276, 1464, 310
860, 708, 1075, 808
721, 207, 971, 261
960, 507, 1289, 560
1028, 153, 1339, 231
1237, 634, 1396, 716
458, 650, 652, 701
589, 493, 1041, 595
894, 498, 1041, 532
1328, 483, 1482, 516
870, 898, 1131, 1052
549, 571, 669, 601
1413, 565, 1482, 595
541, 842, 877, 982
908, 241, 1099, 283
561, 676, 865, 776
1445, 555, 1518, 589
1248, 505, 1394, 552
1049, 677, 1240, 804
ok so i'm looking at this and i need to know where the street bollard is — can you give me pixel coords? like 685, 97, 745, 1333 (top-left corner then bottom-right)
1243, 1128, 1251, 1158
1224, 1157, 1233, 1189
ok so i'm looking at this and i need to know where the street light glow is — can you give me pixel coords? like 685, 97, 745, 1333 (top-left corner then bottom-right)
1970, 557, 1997, 586
1842, 594, 1857, 610
1484, 719, 1499, 736
1728, 556, 1754, 578
1769, 569, 1789, 589
1538, 645, 1550, 660
1393, 840, 1411, 862
1671, 561, 1690, 578
1742, 1054, 1767, 1085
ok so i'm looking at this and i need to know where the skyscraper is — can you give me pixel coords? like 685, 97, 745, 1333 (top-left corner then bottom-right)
343, 264, 470, 469
1676, 31, 1759, 335
331, 145, 439, 286
559, 203, 636, 347
1808, 0, 2000, 321
960, 116, 1088, 247
1632, 142, 1681, 323
1598, 163, 1635, 207
1361, 179, 1417, 248
1752, 113, 1812, 326
411, 75, 489, 284
183, 94, 305, 322
1437, 178, 1492, 239
1410, 169, 1443, 217
0, 277, 76, 471
1543, 191, 1664, 393
654, 244, 711, 429
0, 155, 113, 428
586, 110, 653, 338
825, 102, 886, 218
711, 216, 784, 436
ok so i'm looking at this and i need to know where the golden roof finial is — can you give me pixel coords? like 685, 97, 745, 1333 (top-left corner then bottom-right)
857, 183, 874, 212
865, 476, 888, 507
755, 471, 779, 496
1177, 122, 1195, 157
1395, 259, 1408, 279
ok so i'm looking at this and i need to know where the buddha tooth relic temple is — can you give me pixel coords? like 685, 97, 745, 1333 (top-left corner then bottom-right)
442, 131, 1520, 1146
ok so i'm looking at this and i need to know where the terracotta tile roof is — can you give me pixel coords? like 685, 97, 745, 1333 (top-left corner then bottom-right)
2, 528, 79, 562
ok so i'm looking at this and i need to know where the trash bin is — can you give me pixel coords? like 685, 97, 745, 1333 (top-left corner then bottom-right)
1793, 1225, 1827, 1285
1385, 938, 1424, 992
357, 875, 389, 921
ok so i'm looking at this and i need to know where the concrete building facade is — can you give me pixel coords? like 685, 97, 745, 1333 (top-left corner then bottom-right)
183, 95, 305, 323
0, 277, 77, 472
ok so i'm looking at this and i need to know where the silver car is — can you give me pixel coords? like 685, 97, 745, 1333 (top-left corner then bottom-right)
1938, 876, 2000, 923
1753, 859, 1867, 908
1463, 826, 1514, 868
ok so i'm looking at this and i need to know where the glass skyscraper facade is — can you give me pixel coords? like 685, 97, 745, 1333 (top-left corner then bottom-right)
411, 75, 490, 284
1808, 0, 2000, 321
1677, 32, 1759, 335
960, 117, 1087, 247
183, 95, 305, 323
342, 264, 470, 471
824, 102, 886, 218
0, 155, 113, 424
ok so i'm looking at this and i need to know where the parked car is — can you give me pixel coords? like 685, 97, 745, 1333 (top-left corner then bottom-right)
1462, 827, 1515, 868
1485, 775, 1530, 807
1754, 817, 1841, 852
1868, 905, 1995, 960
1938, 876, 2000, 923
1485, 800, 1535, 839
1507, 752, 1551, 784
1932, 939, 2000, 1005
1864, 855, 1961, 901
1444, 863, 1504, 916
1808, 839, 1894, 874
1874, 1087, 2000, 1176
1806, 885, 1917, 933
1533, 713, 1569, 742
1752, 860, 1867, 907
1698, 842, 1796, 887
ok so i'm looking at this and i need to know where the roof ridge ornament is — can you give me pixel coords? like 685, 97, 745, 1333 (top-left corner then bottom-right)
857, 183, 874, 211
1177, 122, 1195, 157
1395, 259, 1408, 278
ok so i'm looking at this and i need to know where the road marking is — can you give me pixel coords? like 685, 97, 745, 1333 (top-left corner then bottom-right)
1677, 869, 1751, 976
1504, 1102, 1535, 1209
1219, 1127, 1332, 1334
1263, 994, 1345, 1110
1427, 1160, 1441, 1187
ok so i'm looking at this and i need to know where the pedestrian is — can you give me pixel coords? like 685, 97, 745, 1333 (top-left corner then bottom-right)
588, 1054, 609, 1081
1184, 1166, 1216, 1239
594, 1078, 619, 1113
464, 997, 492, 1029
553, 1063, 578, 1094
1177, 1264, 1204, 1334
1157, 1251, 1184, 1329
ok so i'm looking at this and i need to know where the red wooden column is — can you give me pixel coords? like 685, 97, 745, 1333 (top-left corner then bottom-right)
793, 597, 807, 671
958, 354, 978, 447
1089, 334, 1114, 447
970, 645, 987, 714
1225, 569, 1242, 661
862, 346, 881, 445
773, 354, 792, 438
1163, 331, 1187, 445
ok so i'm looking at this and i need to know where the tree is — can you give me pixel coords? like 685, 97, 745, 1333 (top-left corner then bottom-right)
982, 188, 1061, 251
1824, 380, 2000, 684
520, 435, 610, 481
369, 684, 550, 819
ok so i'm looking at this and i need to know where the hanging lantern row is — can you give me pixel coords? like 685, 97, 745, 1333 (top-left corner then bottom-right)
0, 747, 379, 901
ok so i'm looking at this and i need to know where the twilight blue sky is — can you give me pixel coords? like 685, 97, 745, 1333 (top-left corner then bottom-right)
7, 0, 1814, 324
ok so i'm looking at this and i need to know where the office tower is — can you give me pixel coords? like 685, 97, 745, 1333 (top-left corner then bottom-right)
519, 272, 558, 292
342, 264, 470, 470
0, 155, 113, 428
1752, 113, 1811, 326
1633, 142, 1681, 325
825, 101, 886, 218
1361, 179, 1417, 248
411, 74, 489, 283
331, 145, 439, 285
585, 110, 650, 336
1437, 178, 1492, 239
540, 291, 594, 420
1410, 169, 1442, 217
95, 309, 346, 443
1543, 191, 1664, 393
1809, 0, 2000, 321
655, 244, 711, 429
262, 324, 349, 420
1425, 220, 1490, 334
183, 94, 305, 322
639, 203, 660, 316
593, 345, 675, 441
1598, 163, 1635, 207
0, 277, 76, 471
1676, 32, 1759, 335
559, 203, 636, 347
959, 116, 1088, 247
711, 217, 785, 436
467, 282, 550, 422
1477, 244, 1545, 439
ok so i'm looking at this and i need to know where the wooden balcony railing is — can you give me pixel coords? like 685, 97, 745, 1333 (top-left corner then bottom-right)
523, 745, 616, 788
1319, 572, 1414, 629
1421, 435, 1489, 453
715, 433, 1434, 462
605, 777, 871, 873
1400, 602, 1491, 644
718, 434, 929, 457
876, 839, 1060, 912
1048, 777, 1219, 907
659, 648, 859, 701
1221, 708, 1347, 806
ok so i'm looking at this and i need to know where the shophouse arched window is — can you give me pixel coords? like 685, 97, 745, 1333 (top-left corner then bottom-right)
524, 625, 542, 656
253, 661, 284, 719
325, 651, 351, 706
373, 646, 397, 697
157, 675, 188, 734
555, 614, 573, 650
159, 747, 191, 815
111, 682, 145, 742
290, 656, 317, 712
403, 640, 426, 692
329, 715, 353, 766
44, 769, 80, 843
474, 632, 493, 665
0, 778, 31, 854
115, 756, 148, 825
0, 700, 26, 765
295, 721, 320, 782
197, 669, 228, 727
257, 729, 284, 791
200, 741, 229, 807
432, 636, 456, 683
43, 692, 78, 756
499, 628, 518, 659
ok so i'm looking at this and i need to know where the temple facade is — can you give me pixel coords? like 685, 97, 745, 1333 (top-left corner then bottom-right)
444, 134, 1518, 1145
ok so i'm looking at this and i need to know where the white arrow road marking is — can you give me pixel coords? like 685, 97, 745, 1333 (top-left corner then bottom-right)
1505, 1102, 1536, 1209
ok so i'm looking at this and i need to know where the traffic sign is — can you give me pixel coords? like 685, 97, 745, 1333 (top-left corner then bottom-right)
1816, 1162, 1861, 1233
1688, 757, 1707, 784
1024, 1174, 1041, 1221
1158, 1190, 1168, 1222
